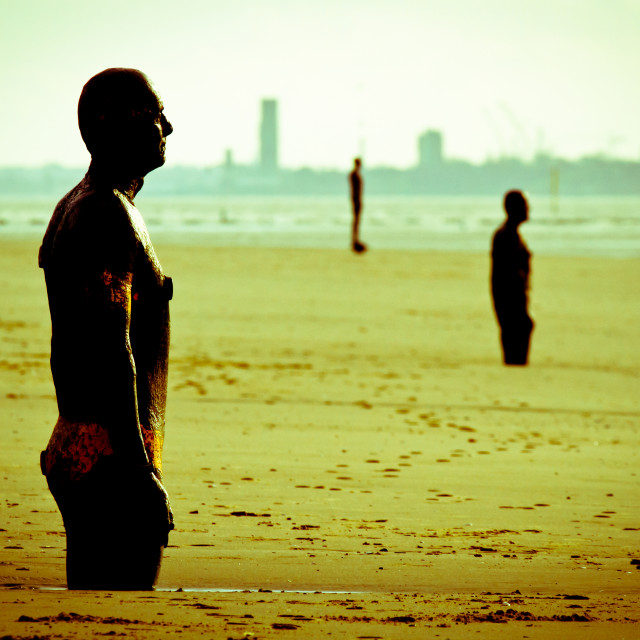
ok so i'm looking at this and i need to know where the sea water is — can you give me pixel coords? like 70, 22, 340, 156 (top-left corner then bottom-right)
1, 195, 639, 257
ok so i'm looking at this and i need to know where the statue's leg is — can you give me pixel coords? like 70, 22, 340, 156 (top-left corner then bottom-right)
501, 315, 532, 366
65, 519, 163, 590
50, 471, 164, 590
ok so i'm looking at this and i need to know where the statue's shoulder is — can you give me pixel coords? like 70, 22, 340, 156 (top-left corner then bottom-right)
71, 180, 128, 222
491, 223, 506, 245
491, 223, 515, 258
40, 178, 135, 269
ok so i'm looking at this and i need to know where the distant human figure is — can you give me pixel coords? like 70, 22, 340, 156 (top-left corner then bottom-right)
491, 190, 534, 365
39, 68, 174, 589
349, 157, 367, 253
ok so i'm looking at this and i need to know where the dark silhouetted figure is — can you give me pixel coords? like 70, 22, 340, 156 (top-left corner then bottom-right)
39, 68, 174, 589
491, 190, 534, 365
349, 157, 367, 253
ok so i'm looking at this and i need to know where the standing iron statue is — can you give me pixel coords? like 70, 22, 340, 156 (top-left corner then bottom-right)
491, 190, 534, 366
349, 157, 367, 253
39, 68, 174, 589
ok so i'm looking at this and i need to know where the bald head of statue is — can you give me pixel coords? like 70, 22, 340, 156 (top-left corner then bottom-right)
78, 68, 173, 178
503, 189, 529, 226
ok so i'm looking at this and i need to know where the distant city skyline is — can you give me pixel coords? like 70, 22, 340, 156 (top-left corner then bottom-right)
1, 1, 639, 169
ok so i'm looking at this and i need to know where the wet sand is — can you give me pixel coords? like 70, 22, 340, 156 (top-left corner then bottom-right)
0, 237, 638, 638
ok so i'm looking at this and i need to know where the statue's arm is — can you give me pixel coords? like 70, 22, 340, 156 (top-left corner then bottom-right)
96, 267, 150, 468
94, 264, 172, 535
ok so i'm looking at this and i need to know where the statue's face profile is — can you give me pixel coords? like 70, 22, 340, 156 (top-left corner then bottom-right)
127, 82, 173, 175
79, 68, 173, 177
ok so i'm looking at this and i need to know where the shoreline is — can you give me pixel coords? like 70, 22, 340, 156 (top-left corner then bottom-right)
2, 192, 640, 258
2, 229, 639, 258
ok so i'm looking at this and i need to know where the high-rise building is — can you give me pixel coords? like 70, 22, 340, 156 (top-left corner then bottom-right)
418, 130, 443, 167
260, 99, 278, 172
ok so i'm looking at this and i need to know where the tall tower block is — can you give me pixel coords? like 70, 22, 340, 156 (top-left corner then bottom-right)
260, 99, 278, 172
418, 130, 443, 167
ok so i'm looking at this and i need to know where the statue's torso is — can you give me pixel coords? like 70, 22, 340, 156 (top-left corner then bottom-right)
40, 175, 171, 481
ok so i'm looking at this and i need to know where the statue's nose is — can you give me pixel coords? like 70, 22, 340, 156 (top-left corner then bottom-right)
162, 113, 173, 137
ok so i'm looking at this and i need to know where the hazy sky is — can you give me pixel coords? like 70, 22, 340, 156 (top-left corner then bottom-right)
1, 0, 639, 169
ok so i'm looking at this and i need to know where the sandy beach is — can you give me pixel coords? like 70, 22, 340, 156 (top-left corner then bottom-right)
0, 236, 638, 638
